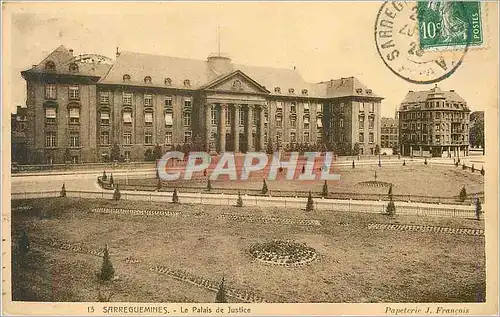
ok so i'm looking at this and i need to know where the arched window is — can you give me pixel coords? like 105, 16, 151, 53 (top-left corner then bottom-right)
144, 76, 152, 84
45, 61, 56, 71
123, 74, 131, 82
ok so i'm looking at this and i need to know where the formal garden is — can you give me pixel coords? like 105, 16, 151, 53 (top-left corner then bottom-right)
11, 196, 485, 303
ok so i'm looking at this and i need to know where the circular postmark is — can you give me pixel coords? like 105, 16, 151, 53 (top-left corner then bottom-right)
375, 1, 471, 84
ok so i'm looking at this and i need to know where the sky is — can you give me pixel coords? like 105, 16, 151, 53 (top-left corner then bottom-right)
4, 2, 498, 117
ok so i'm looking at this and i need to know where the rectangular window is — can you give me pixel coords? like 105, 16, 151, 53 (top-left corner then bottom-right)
359, 102, 365, 112
369, 103, 375, 112
210, 107, 217, 126
123, 111, 132, 124
340, 119, 344, 128
71, 156, 79, 164
165, 96, 172, 108
368, 117, 374, 129
290, 132, 296, 143
69, 133, 80, 148
225, 108, 231, 126
123, 92, 132, 105
45, 132, 56, 147
69, 86, 79, 100
184, 131, 192, 144
145, 132, 153, 145
45, 85, 56, 99
435, 123, 440, 131
252, 109, 257, 126
359, 116, 364, 129
69, 107, 80, 124
339, 103, 344, 113
369, 132, 374, 143
123, 132, 132, 145
317, 118, 323, 128
290, 118, 297, 128
303, 132, 310, 143
165, 132, 173, 145
340, 134, 344, 142
303, 103, 309, 114
124, 151, 131, 161
303, 116, 310, 129
276, 101, 283, 109
144, 112, 153, 125
239, 108, 245, 126
290, 103, 297, 113
100, 131, 110, 145
144, 94, 153, 107
359, 132, 364, 143
317, 104, 323, 113
184, 98, 192, 109
165, 113, 173, 126
45, 108, 56, 123
100, 91, 110, 104
100, 112, 110, 125
276, 115, 283, 128
183, 112, 191, 127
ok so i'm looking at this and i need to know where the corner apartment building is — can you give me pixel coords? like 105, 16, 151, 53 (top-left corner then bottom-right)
20, 45, 383, 164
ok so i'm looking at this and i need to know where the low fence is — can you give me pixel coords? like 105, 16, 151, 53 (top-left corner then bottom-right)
10, 190, 478, 219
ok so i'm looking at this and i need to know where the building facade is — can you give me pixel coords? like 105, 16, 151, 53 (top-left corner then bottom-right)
398, 85, 470, 158
11, 106, 28, 164
380, 117, 398, 154
20, 45, 383, 164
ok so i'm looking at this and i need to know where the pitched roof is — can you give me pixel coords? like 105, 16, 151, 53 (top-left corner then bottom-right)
401, 90, 466, 104
320, 77, 381, 99
381, 117, 398, 127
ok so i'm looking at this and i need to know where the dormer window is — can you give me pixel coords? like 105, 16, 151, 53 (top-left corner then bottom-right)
356, 88, 363, 94
366, 89, 372, 95
123, 74, 131, 82
45, 61, 56, 71
69, 63, 79, 73
165, 78, 172, 86
274, 87, 281, 94
301, 89, 308, 95
288, 88, 295, 94
144, 76, 152, 84
183, 79, 191, 87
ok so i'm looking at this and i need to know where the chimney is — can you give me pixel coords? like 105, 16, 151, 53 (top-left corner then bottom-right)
69, 49, 73, 55
32, 64, 37, 68
450, 89, 455, 92
116, 47, 120, 57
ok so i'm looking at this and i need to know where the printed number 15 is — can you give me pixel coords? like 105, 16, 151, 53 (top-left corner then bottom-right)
87, 306, 95, 313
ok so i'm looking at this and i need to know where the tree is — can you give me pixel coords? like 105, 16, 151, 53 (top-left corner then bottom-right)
352, 143, 360, 156
481, 166, 485, 176
322, 180, 329, 197
475, 197, 482, 221
172, 188, 179, 203
305, 191, 314, 211
153, 143, 163, 160
109, 173, 114, 186
375, 144, 380, 155
386, 200, 396, 217
99, 245, 115, 281
236, 191, 243, 207
469, 111, 484, 152
388, 184, 393, 201
113, 185, 121, 201
352, 160, 355, 169
157, 178, 162, 191
215, 276, 227, 303
60, 182, 67, 197
102, 171, 107, 181
110, 143, 120, 162
261, 179, 268, 195
459, 186, 467, 202
378, 157, 381, 167
207, 179, 212, 191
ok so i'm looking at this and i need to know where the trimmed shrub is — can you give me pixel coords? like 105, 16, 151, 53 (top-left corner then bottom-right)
102, 171, 107, 181
172, 188, 179, 203
301, 165, 305, 174
322, 180, 329, 197
109, 174, 114, 186
378, 158, 381, 167
403, 160, 406, 166
352, 160, 355, 169
475, 197, 482, 221
386, 200, 396, 216
462, 163, 466, 170
157, 179, 162, 190
481, 166, 485, 176
305, 191, 314, 212
261, 179, 268, 195
99, 245, 115, 281
459, 186, 467, 202
236, 191, 243, 207
60, 183, 67, 197
207, 179, 212, 191
215, 277, 227, 303
388, 184, 393, 201
424, 157, 428, 165
113, 185, 121, 201
471, 164, 475, 172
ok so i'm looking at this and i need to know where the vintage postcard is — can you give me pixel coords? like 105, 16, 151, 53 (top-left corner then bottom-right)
1, 1, 498, 316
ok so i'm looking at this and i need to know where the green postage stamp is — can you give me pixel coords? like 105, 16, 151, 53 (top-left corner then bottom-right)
417, 1, 483, 49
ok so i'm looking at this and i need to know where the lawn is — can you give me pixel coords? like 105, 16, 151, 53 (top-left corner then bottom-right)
116, 164, 484, 198
11, 197, 485, 303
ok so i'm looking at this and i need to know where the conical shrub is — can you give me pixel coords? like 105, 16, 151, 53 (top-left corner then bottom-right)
60, 183, 67, 197
99, 245, 115, 281
305, 191, 314, 211
215, 276, 227, 303
459, 186, 467, 202
236, 191, 243, 207
261, 179, 268, 195
172, 188, 179, 203
113, 185, 121, 201
322, 180, 328, 197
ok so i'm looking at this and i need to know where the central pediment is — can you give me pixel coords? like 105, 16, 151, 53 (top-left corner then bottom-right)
201, 70, 270, 94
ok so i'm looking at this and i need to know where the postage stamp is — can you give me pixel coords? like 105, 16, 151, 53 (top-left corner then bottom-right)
417, 1, 483, 50
375, 1, 469, 84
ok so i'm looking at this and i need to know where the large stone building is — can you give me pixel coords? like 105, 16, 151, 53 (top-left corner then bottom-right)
380, 117, 398, 154
20, 45, 383, 164
398, 85, 470, 157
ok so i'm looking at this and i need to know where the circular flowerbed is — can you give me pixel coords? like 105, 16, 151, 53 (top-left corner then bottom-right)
357, 181, 392, 188
249, 240, 317, 266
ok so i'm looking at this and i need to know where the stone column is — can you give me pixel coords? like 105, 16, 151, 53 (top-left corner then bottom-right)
219, 104, 227, 153
233, 105, 240, 152
246, 105, 254, 151
205, 105, 212, 152
259, 105, 266, 151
